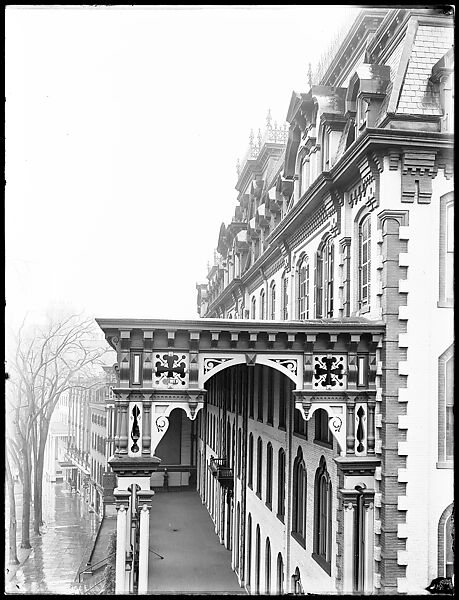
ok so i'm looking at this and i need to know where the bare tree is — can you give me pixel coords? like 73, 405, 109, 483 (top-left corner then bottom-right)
6, 313, 110, 541
5, 452, 20, 564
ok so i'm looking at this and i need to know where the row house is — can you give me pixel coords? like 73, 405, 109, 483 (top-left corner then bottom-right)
65, 367, 117, 517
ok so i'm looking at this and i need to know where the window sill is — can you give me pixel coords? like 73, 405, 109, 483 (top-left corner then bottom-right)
312, 552, 331, 576
257, 418, 263, 423
267, 421, 274, 427
277, 513, 285, 524
293, 432, 308, 440
291, 531, 306, 549
265, 501, 272, 511
436, 461, 454, 469
437, 300, 454, 308
314, 439, 333, 449
278, 425, 286, 432
256, 491, 262, 500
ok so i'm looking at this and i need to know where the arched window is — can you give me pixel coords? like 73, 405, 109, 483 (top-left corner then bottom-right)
292, 447, 307, 545
270, 282, 276, 320
297, 255, 309, 319
237, 428, 242, 478
251, 296, 256, 319
439, 192, 454, 307
277, 448, 286, 520
247, 513, 252, 588
276, 553, 284, 595
260, 289, 265, 320
265, 538, 271, 595
226, 420, 231, 465
281, 272, 289, 320
266, 443, 273, 508
315, 237, 334, 318
235, 502, 240, 572
358, 215, 371, 311
313, 456, 332, 575
256, 437, 263, 498
315, 408, 332, 446
255, 525, 261, 594
248, 433, 254, 488
438, 345, 454, 466
300, 156, 310, 197
438, 504, 454, 578
231, 423, 235, 469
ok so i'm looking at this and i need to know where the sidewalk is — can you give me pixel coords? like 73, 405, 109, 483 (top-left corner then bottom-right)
5, 482, 99, 595
148, 490, 246, 594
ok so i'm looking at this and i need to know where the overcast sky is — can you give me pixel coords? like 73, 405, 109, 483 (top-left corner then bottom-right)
6, 4, 360, 328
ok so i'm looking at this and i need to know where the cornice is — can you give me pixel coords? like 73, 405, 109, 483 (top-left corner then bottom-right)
265, 128, 452, 253
97, 317, 385, 337
205, 277, 242, 315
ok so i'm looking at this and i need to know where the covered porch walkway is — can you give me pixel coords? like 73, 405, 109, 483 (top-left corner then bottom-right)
147, 490, 245, 594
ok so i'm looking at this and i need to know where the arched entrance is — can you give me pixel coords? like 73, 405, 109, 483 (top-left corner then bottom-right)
96, 317, 383, 594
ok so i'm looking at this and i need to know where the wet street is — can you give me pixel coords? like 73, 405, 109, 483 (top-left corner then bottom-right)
5, 481, 99, 595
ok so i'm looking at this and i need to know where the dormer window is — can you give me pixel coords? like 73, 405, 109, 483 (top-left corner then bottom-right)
357, 97, 370, 132
300, 156, 310, 197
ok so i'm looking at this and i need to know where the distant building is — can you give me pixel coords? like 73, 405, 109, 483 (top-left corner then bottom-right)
64, 366, 117, 518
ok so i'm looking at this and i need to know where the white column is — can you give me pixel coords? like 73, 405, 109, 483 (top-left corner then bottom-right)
115, 505, 128, 593
342, 502, 355, 593
364, 502, 375, 592
138, 504, 150, 593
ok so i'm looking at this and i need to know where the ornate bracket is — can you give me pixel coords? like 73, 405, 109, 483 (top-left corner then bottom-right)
293, 390, 347, 456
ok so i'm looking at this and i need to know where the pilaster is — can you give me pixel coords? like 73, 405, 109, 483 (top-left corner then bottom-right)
377, 209, 409, 594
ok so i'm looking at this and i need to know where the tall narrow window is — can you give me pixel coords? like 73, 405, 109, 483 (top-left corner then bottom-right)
260, 289, 265, 320
298, 256, 309, 319
438, 506, 454, 578
235, 503, 240, 572
249, 368, 255, 419
315, 237, 334, 318
257, 367, 264, 422
247, 514, 252, 588
256, 437, 263, 498
292, 447, 307, 546
237, 428, 242, 478
270, 282, 276, 320
359, 215, 371, 311
265, 538, 271, 595
300, 157, 310, 196
324, 238, 334, 317
439, 192, 454, 307
315, 250, 323, 318
276, 553, 284, 595
438, 345, 454, 466
313, 456, 332, 575
266, 443, 273, 508
248, 433, 254, 488
277, 448, 286, 521
255, 525, 261, 594
282, 273, 289, 320
294, 408, 308, 438
278, 377, 287, 430
315, 409, 333, 447
251, 296, 257, 319
267, 369, 274, 425
132, 353, 141, 385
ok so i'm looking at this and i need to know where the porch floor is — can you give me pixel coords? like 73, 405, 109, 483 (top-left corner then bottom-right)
148, 489, 246, 594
